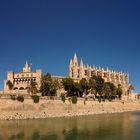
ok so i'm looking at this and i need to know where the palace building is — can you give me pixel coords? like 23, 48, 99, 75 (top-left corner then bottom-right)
4, 62, 42, 92
69, 53, 130, 94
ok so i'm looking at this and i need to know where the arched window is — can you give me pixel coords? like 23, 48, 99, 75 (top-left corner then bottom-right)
25, 87, 28, 90
19, 87, 24, 90
14, 87, 18, 90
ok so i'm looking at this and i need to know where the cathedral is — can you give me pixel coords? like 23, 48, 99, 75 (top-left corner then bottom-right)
69, 53, 130, 94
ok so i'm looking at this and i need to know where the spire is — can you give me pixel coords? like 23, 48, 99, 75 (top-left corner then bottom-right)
25, 61, 29, 68
106, 67, 108, 72
73, 52, 78, 66
23, 61, 31, 72
79, 58, 84, 79
70, 59, 73, 66
80, 58, 83, 67
69, 59, 73, 78
73, 52, 78, 61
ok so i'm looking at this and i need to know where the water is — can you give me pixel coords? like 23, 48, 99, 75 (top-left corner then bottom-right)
0, 112, 140, 140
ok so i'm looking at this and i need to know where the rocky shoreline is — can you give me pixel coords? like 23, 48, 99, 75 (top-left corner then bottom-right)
1, 110, 140, 121
0, 99, 140, 120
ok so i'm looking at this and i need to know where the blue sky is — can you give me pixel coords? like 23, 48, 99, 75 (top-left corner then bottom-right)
0, 0, 140, 92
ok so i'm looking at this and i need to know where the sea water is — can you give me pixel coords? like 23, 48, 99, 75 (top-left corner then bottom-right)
0, 112, 140, 140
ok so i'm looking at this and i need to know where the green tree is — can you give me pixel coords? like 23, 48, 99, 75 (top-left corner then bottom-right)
62, 78, 83, 97
31, 95, 40, 103
6, 80, 14, 91
89, 75, 105, 97
27, 81, 38, 95
62, 78, 74, 97
60, 93, 66, 103
116, 84, 123, 99
53, 79, 63, 96
40, 73, 57, 96
102, 82, 116, 100
17, 95, 24, 102
72, 96, 77, 104
80, 78, 90, 96
73, 82, 83, 97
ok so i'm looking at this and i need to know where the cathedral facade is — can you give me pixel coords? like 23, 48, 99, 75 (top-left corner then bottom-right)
4, 62, 42, 92
69, 53, 130, 94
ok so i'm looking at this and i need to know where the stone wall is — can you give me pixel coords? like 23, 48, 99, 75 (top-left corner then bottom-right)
0, 98, 140, 120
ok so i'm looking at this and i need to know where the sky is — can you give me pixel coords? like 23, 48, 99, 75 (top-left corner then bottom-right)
0, 0, 140, 92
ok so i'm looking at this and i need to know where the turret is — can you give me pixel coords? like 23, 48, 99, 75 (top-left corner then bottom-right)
73, 52, 78, 66
69, 59, 73, 78
79, 58, 84, 79
69, 59, 73, 67
23, 61, 31, 73
80, 58, 83, 67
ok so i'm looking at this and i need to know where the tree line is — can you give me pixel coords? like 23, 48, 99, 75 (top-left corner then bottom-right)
6, 73, 134, 101
62, 75, 123, 101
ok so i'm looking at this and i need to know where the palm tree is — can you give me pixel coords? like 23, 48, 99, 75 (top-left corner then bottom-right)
40, 73, 57, 96
127, 84, 134, 95
27, 81, 38, 95
116, 84, 123, 99
6, 80, 14, 93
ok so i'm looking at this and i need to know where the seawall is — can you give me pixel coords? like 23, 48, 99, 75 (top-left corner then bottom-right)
0, 98, 140, 120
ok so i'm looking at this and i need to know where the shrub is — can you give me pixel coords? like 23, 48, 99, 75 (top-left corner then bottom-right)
98, 97, 102, 103
17, 95, 24, 102
108, 98, 112, 102
72, 96, 77, 104
107, 96, 113, 102
10, 95, 16, 101
60, 93, 66, 103
68, 97, 71, 103
102, 98, 106, 102
31, 95, 40, 103
50, 96, 54, 100
84, 100, 86, 105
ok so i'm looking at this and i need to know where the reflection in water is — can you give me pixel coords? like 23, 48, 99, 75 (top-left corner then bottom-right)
0, 112, 140, 140
9, 132, 24, 140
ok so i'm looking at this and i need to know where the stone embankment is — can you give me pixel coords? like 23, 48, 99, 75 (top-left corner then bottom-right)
0, 99, 140, 120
